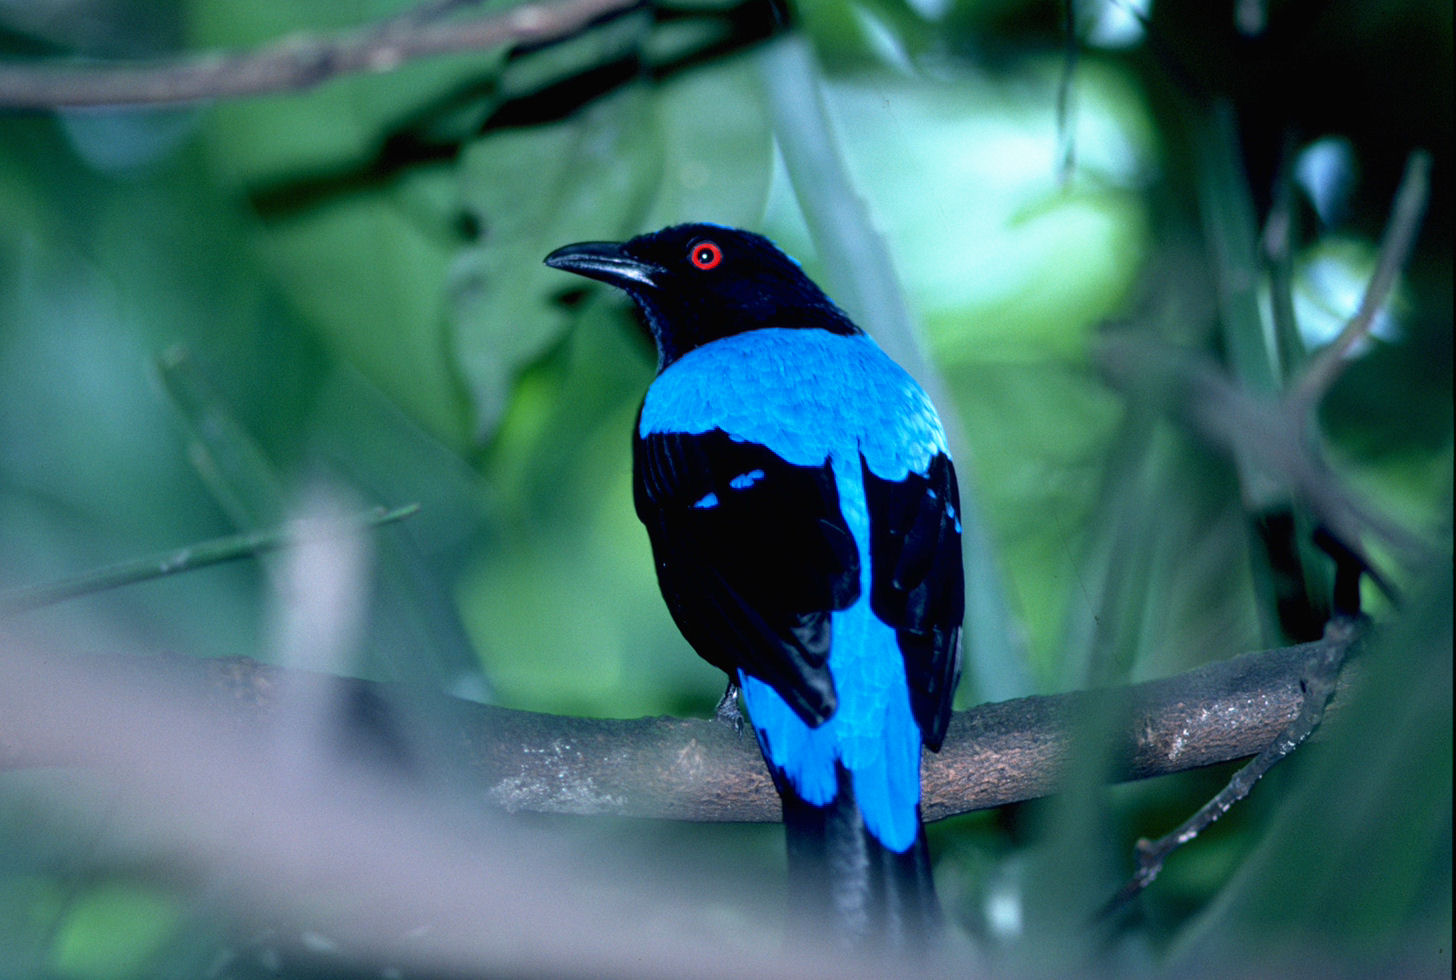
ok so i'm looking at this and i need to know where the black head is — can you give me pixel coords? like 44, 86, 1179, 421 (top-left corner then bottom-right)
544, 224, 858, 368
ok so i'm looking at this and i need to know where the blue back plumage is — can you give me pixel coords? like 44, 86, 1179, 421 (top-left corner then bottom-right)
640, 327, 948, 852
639, 329, 947, 476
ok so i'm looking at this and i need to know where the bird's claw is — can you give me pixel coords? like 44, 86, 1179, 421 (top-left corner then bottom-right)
713, 682, 745, 735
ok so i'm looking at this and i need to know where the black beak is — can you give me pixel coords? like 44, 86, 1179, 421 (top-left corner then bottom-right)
543, 241, 663, 291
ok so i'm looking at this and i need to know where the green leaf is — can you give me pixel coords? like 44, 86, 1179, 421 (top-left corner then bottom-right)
155, 347, 288, 530
803, 61, 1153, 365
48, 881, 183, 980
190, 0, 511, 448
638, 56, 775, 228
450, 87, 662, 440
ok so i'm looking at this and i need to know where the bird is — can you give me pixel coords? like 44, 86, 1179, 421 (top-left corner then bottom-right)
544, 223, 963, 946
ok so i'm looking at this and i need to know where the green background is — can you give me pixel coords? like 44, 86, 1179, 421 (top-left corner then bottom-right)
0, 0, 1449, 975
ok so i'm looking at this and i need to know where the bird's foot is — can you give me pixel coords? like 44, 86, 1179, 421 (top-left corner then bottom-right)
713, 681, 745, 735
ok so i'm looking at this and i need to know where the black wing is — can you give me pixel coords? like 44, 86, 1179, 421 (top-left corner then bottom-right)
633, 425, 860, 727
862, 452, 964, 751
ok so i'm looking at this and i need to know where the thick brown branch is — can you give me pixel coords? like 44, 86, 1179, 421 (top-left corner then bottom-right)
0, 632, 1360, 823
1099, 617, 1360, 917
0, 0, 638, 109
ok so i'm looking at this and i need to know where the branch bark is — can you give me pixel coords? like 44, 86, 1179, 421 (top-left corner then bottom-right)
1099, 617, 1360, 916
0, 631, 1361, 823
0, 0, 639, 109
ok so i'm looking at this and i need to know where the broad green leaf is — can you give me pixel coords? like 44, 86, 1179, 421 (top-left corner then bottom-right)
48, 881, 183, 980
450, 87, 661, 440
190, 0, 511, 447
810, 60, 1154, 364
638, 56, 775, 228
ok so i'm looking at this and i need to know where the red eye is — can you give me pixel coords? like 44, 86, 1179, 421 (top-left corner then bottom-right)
689, 241, 723, 270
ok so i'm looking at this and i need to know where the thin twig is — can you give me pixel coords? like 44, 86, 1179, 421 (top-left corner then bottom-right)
1292, 150, 1433, 411
1099, 617, 1360, 918
1096, 333, 1431, 571
0, 504, 419, 616
0, 0, 638, 109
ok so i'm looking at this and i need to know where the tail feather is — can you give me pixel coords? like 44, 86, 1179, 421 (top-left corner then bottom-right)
782, 763, 941, 947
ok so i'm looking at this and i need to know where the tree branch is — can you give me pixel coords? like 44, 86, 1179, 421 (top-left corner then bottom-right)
0, 0, 640, 109
1095, 330, 1433, 575
1098, 616, 1360, 916
1291, 150, 1433, 412
0, 630, 1362, 823
1098, 145, 1435, 584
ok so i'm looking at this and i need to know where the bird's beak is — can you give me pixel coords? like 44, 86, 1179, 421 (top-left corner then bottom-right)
544, 241, 664, 291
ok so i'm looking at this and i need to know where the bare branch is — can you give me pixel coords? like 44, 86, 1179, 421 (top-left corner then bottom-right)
1099, 616, 1359, 916
1292, 149, 1433, 411
0, 0, 639, 109
0, 629, 1366, 974
1095, 332, 1432, 571
0, 632, 1362, 823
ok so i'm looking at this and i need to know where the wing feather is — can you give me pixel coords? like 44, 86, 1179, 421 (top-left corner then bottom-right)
862, 453, 964, 751
633, 424, 860, 727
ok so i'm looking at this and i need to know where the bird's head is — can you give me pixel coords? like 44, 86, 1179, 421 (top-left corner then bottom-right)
545, 223, 858, 368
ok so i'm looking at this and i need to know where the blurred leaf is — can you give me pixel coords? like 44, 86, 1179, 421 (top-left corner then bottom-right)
155, 347, 288, 530
804, 59, 1154, 365
795, 0, 935, 66
0, 121, 270, 659
308, 366, 498, 693
240, 159, 468, 446
189, 0, 509, 448
57, 107, 201, 174
456, 302, 714, 718
1194, 102, 1283, 396
932, 186, 1148, 361
48, 880, 183, 980
944, 361, 1126, 682
638, 56, 774, 229
0, 875, 65, 978
451, 53, 773, 443
450, 87, 660, 441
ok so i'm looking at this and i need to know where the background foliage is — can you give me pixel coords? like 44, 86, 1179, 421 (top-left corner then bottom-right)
0, 0, 1449, 976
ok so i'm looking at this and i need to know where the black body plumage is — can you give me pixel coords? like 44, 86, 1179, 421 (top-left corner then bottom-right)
546, 224, 964, 947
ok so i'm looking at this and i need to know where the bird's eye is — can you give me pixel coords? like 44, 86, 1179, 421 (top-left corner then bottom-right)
689, 241, 723, 271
